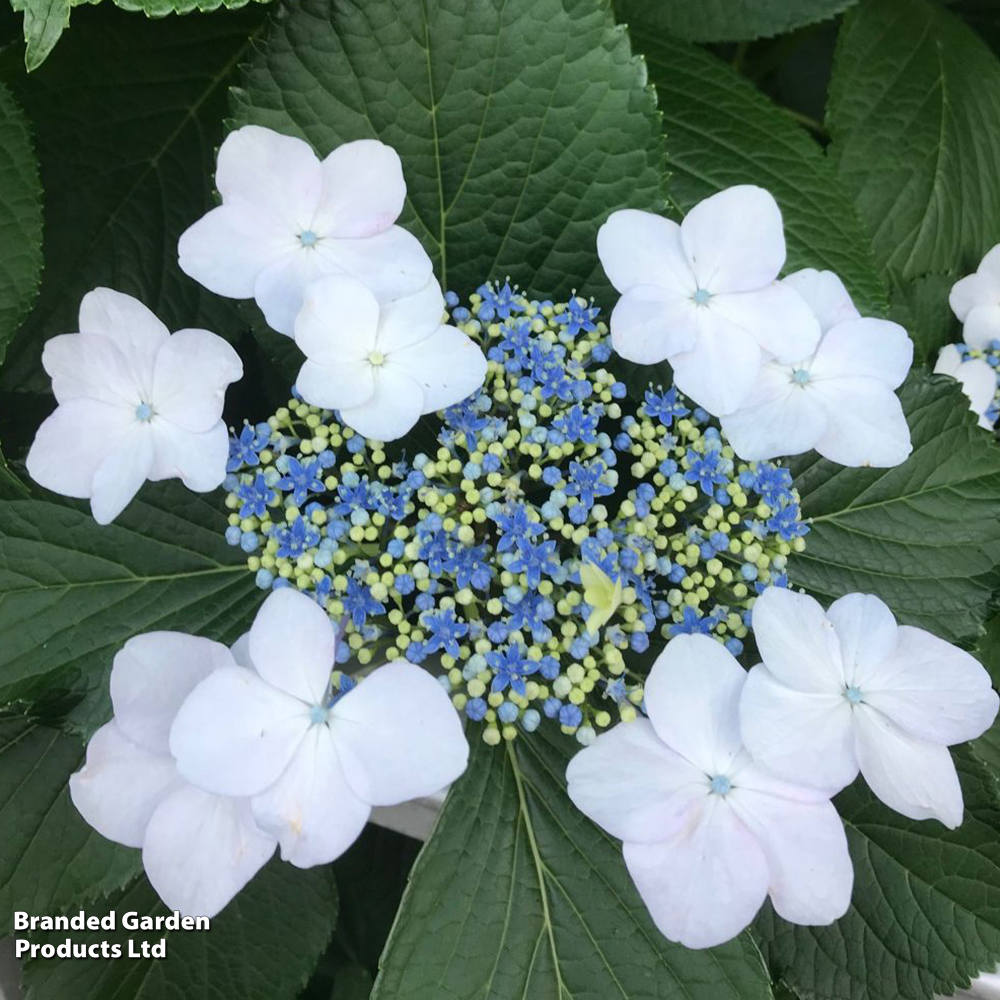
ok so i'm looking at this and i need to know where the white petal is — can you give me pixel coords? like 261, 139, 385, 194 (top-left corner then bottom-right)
170, 666, 310, 797
26, 399, 132, 500
149, 420, 230, 493
811, 379, 912, 467
375, 278, 448, 354
42, 332, 142, 408
853, 707, 964, 827
608, 285, 699, 364
739, 665, 858, 793
111, 632, 234, 753
216, 125, 321, 225
566, 719, 708, 843
151, 329, 243, 432
143, 786, 275, 918
90, 425, 155, 525
680, 185, 785, 293
294, 274, 380, 366
709, 283, 821, 363
254, 248, 328, 337
809, 318, 913, 389
251, 725, 371, 867
177, 204, 289, 299
389, 325, 488, 413
951, 266, 1000, 322
330, 660, 469, 807
596, 209, 694, 295
963, 304, 1000, 350
782, 268, 860, 333
295, 358, 377, 411
978, 244, 1000, 282
69, 722, 182, 848
825, 593, 899, 688
643, 634, 746, 775
314, 226, 433, 302
720, 365, 827, 461
751, 586, 845, 692
78, 288, 170, 390
249, 588, 336, 704
623, 797, 769, 949
230, 632, 252, 669
314, 139, 406, 238
668, 311, 762, 416
730, 787, 853, 925
859, 625, 998, 745
338, 365, 425, 441
934, 349, 996, 419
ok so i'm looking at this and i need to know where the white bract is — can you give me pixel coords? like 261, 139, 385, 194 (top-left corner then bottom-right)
178, 125, 432, 336
720, 269, 913, 466
566, 633, 853, 949
596, 185, 820, 415
740, 587, 999, 828
293, 275, 487, 441
950, 244, 1000, 349
170, 588, 469, 867
934, 344, 997, 430
26, 288, 243, 525
70, 633, 276, 918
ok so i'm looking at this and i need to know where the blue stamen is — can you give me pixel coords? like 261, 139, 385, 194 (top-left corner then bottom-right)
692, 288, 712, 306
845, 686, 863, 705
309, 704, 329, 725
709, 774, 731, 796
791, 368, 811, 385
299, 229, 319, 248
134, 402, 153, 422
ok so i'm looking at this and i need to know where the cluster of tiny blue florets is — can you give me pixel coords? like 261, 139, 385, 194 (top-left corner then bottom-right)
222, 282, 809, 745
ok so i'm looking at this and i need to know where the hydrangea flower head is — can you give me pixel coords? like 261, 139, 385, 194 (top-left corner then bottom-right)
27, 288, 243, 524
949, 243, 1000, 349
178, 126, 433, 336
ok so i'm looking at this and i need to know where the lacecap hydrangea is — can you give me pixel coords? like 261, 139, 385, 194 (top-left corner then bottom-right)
222, 282, 809, 746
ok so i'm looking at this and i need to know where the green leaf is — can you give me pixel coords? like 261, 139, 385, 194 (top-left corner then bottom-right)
886, 273, 961, 368
11, 0, 271, 72
0, 0, 266, 399
0, 714, 141, 935
624, 28, 886, 315
827, 0, 1000, 284
787, 373, 1000, 645
374, 733, 774, 1000
232, 0, 665, 304
22, 860, 338, 1000
0, 80, 43, 367
755, 750, 1000, 1000
614, 0, 858, 44
0, 485, 257, 736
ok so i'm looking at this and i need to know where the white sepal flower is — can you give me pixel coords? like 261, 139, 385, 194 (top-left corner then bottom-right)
69, 633, 276, 917
178, 126, 433, 336
293, 275, 487, 441
950, 244, 1000, 349
934, 344, 997, 430
26, 288, 243, 525
596, 185, 821, 415
567, 633, 852, 949
170, 588, 469, 868
740, 587, 999, 828
720, 269, 913, 466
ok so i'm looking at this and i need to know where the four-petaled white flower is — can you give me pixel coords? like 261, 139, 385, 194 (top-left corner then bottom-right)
934, 344, 997, 430
740, 587, 999, 828
178, 125, 433, 336
720, 269, 913, 466
567, 633, 853, 949
170, 588, 469, 867
26, 288, 243, 525
950, 243, 1000, 349
70, 632, 277, 918
293, 274, 487, 441
596, 185, 821, 416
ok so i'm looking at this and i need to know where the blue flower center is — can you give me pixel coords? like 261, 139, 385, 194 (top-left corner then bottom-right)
299, 229, 319, 248
309, 704, 329, 725
134, 402, 153, 422
845, 685, 864, 705
791, 368, 812, 385
709, 774, 731, 796
692, 288, 712, 306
